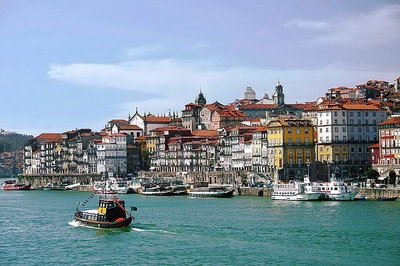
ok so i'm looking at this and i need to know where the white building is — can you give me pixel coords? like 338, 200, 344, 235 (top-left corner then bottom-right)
96, 133, 127, 176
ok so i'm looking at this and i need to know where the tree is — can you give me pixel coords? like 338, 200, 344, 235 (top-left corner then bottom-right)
366, 169, 379, 180
389, 170, 397, 185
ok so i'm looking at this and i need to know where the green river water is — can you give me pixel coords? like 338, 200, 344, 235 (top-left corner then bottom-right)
1, 183, 399, 265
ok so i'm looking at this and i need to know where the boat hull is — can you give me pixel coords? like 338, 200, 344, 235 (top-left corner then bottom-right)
141, 191, 174, 196
3, 184, 31, 190
327, 191, 357, 201
271, 193, 321, 201
188, 190, 234, 198
377, 197, 398, 201
74, 215, 132, 228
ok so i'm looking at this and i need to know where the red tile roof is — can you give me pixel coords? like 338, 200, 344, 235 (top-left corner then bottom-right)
145, 116, 171, 123
35, 133, 62, 139
119, 125, 142, 130
378, 117, 400, 126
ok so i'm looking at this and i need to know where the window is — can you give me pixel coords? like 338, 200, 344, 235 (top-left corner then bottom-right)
288, 138, 292, 145
342, 111, 345, 116
373, 112, 376, 117
305, 137, 309, 144
334, 111, 338, 116
320, 128, 322, 133
296, 128, 300, 134
334, 119, 338, 124
335, 127, 338, 132
288, 128, 292, 134
305, 128, 309, 134
350, 112, 353, 117
343, 127, 346, 132
296, 138, 300, 145
326, 128, 329, 132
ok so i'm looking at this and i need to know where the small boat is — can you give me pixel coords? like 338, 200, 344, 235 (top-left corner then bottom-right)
377, 197, 398, 201
74, 196, 136, 228
316, 177, 357, 201
172, 185, 188, 195
141, 186, 174, 196
2, 180, 31, 190
188, 186, 234, 198
108, 177, 129, 194
271, 175, 321, 201
93, 180, 117, 194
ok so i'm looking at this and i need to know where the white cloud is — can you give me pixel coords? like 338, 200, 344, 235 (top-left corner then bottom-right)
284, 20, 328, 30
48, 54, 399, 118
286, 4, 400, 47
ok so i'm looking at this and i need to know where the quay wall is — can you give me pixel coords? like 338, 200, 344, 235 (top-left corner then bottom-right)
355, 188, 400, 199
18, 173, 101, 189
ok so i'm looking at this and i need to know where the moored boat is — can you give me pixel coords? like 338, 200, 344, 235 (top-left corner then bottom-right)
140, 186, 174, 196
2, 180, 31, 190
271, 176, 321, 201
315, 178, 357, 201
93, 180, 117, 194
188, 186, 234, 198
73, 196, 136, 228
377, 197, 398, 201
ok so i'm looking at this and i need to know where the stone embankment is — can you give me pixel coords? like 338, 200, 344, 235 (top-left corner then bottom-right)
355, 188, 400, 199
18, 173, 100, 189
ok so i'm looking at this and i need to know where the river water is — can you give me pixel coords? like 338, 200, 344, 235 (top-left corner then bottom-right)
1, 185, 399, 265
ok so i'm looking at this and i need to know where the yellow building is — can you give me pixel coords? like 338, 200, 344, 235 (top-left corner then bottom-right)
267, 118, 315, 181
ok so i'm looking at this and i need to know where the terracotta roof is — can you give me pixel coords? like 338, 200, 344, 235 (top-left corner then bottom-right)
109, 119, 128, 123
145, 116, 171, 123
110, 133, 126, 137
191, 130, 221, 137
35, 133, 62, 139
370, 143, 380, 148
378, 117, 400, 126
135, 135, 149, 140
119, 125, 142, 130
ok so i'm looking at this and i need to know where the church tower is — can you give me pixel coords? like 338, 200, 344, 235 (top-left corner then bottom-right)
272, 82, 285, 106
195, 91, 207, 106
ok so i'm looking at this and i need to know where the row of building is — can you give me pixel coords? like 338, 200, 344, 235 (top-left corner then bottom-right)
22, 76, 400, 181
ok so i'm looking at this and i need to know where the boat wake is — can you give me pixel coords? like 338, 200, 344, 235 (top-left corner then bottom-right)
131, 227, 176, 234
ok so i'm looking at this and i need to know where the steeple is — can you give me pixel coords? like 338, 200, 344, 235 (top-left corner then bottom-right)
272, 81, 285, 106
195, 90, 207, 106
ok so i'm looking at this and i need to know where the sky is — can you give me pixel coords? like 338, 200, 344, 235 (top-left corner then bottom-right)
1, 0, 400, 136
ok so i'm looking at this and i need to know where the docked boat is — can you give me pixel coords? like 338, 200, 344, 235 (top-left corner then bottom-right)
316, 177, 357, 201
93, 178, 129, 194
73, 196, 136, 228
93, 180, 116, 194
108, 177, 129, 194
172, 185, 188, 195
271, 176, 321, 201
2, 180, 31, 190
140, 186, 174, 196
377, 197, 398, 201
187, 186, 234, 198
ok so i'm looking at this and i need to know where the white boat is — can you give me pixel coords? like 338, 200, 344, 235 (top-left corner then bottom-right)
140, 186, 174, 196
93, 180, 116, 194
316, 177, 357, 201
108, 177, 129, 194
271, 176, 321, 201
93, 178, 129, 194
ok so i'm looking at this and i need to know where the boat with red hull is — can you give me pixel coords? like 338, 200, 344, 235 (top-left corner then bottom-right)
73, 196, 136, 228
2, 180, 31, 190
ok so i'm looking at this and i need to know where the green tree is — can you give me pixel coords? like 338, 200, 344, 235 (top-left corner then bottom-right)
366, 169, 379, 180
389, 170, 397, 185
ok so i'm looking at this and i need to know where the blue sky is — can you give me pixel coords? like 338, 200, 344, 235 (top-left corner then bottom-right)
1, 0, 400, 135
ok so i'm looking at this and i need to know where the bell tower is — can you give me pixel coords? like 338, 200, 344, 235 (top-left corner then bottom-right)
273, 81, 285, 106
